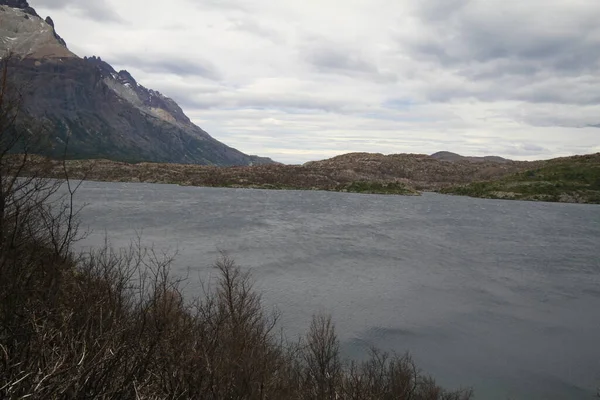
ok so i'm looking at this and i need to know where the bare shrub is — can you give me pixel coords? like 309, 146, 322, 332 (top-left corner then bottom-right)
298, 314, 342, 399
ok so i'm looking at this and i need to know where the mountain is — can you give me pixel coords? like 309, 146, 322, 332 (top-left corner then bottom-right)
430, 151, 511, 163
0, 0, 274, 165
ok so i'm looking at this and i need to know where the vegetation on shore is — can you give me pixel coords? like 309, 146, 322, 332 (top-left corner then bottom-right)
25, 150, 535, 197
29, 157, 427, 196
31, 151, 599, 203
440, 153, 600, 204
338, 181, 419, 195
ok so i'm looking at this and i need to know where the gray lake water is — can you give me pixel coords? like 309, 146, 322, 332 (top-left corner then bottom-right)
71, 181, 600, 399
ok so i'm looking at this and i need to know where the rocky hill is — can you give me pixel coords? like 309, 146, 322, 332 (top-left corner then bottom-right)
25, 151, 539, 195
304, 152, 535, 190
0, 0, 273, 165
21, 151, 598, 203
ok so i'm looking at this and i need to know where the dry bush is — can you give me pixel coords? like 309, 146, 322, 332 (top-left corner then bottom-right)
297, 314, 342, 399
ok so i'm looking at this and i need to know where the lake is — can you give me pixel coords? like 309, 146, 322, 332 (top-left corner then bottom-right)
72, 181, 600, 399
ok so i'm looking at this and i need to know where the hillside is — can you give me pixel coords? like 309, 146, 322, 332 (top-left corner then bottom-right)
440, 153, 600, 204
27, 152, 599, 203
0, 0, 273, 166
24, 151, 539, 196
303, 152, 536, 190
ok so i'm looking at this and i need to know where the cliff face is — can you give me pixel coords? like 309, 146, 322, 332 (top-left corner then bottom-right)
0, 1, 274, 165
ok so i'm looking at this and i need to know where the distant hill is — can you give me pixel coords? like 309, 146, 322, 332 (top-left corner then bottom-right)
27, 151, 598, 203
304, 152, 534, 189
27, 151, 539, 196
440, 153, 600, 204
0, 0, 273, 165
430, 151, 511, 164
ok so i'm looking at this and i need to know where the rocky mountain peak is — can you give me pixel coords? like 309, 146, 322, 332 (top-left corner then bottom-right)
85, 55, 117, 77
0, 1, 72, 58
44, 16, 67, 47
117, 70, 137, 87
1, 0, 28, 6
0, 0, 38, 16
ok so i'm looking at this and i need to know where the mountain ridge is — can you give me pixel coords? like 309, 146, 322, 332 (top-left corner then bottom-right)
0, 0, 274, 166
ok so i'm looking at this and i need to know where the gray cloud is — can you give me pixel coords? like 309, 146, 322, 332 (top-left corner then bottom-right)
303, 44, 396, 83
410, 0, 600, 66
500, 143, 549, 157
113, 54, 222, 81
423, 74, 600, 105
401, 0, 600, 105
227, 17, 283, 43
307, 47, 376, 74
415, 0, 471, 22
34, 0, 123, 22
177, 91, 350, 113
193, 0, 248, 10
511, 103, 600, 129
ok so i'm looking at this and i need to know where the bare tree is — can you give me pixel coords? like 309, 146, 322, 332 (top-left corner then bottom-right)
300, 314, 342, 399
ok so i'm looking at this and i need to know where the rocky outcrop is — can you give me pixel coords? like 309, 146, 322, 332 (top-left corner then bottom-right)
44, 16, 67, 47
0, 0, 38, 17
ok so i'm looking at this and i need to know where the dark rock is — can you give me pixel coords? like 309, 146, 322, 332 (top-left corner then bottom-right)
117, 70, 137, 86
0, 0, 39, 17
44, 16, 68, 47
0, 0, 29, 8
85, 55, 117, 77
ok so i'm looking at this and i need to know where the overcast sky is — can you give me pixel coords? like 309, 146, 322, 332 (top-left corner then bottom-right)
34, 0, 600, 163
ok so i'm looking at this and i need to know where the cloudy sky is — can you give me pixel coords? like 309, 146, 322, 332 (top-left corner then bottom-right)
34, 0, 600, 163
